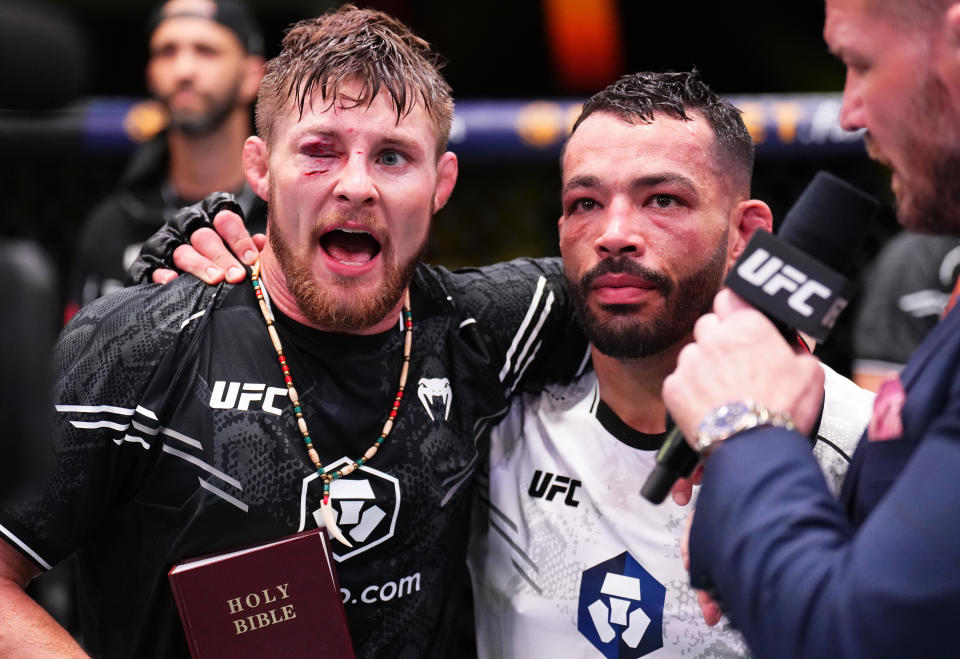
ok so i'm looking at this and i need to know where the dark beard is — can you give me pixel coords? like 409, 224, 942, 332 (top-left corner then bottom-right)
268, 207, 427, 332
163, 79, 240, 136
888, 74, 960, 236
570, 238, 727, 359
902, 148, 960, 236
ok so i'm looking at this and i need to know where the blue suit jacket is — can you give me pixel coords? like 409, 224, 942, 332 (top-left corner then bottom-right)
689, 305, 960, 659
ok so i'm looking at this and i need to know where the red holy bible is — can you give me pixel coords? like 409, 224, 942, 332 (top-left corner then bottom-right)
168, 528, 355, 658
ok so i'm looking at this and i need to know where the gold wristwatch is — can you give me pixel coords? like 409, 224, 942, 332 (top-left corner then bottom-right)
696, 400, 796, 457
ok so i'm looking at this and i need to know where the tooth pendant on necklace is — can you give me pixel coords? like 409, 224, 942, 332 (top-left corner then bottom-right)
321, 496, 353, 548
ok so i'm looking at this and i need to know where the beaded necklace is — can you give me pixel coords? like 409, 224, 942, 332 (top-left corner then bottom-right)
250, 261, 412, 547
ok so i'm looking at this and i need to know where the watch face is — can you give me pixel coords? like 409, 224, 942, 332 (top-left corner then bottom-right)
700, 401, 750, 438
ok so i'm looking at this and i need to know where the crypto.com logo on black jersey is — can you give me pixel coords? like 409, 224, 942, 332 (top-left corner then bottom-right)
298, 457, 401, 562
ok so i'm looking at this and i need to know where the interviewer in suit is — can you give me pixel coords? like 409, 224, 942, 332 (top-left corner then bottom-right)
662, 1, 960, 657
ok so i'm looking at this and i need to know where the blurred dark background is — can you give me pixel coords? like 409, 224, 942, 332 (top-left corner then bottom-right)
0, 0, 897, 362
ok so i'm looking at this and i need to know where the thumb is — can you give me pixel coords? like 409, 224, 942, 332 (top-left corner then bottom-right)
713, 288, 752, 320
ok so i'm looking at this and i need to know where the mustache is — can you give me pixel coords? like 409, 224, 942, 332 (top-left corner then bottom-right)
579, 257, 673, 297
309, 209, 386, 241
864, 133, 893, 170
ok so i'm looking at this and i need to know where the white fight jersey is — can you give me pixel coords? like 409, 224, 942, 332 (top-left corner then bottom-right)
468, 363, 874, 659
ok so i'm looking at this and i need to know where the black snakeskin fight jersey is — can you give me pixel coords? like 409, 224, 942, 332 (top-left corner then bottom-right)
0, 258, 586, 658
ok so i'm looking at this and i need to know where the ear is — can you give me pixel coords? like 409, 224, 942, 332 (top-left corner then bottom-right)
240, 55, 265, 106
243, 136, 270, 201
726, 199, 773, 269
433, 151, 459, 211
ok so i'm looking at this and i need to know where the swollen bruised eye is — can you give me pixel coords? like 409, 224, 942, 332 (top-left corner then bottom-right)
301, 142, 339, 158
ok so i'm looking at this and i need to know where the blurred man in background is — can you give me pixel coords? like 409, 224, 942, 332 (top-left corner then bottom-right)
852, 232, 960, 391
64, 0, 265, 321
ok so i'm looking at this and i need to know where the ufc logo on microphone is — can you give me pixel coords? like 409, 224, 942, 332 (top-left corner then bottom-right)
736, 248, 833, 318
528, 470, 582, 507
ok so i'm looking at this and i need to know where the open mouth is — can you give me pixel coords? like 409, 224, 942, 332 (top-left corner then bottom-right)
319, 228, 382, 266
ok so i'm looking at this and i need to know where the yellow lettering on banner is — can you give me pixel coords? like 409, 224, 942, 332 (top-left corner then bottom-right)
738, 102, 766, 144
773, 102, 804, 144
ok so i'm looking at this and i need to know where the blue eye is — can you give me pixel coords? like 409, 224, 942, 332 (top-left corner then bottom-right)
380, 150, 408, 167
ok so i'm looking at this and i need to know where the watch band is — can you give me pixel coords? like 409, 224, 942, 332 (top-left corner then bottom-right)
696, 399, 796, 456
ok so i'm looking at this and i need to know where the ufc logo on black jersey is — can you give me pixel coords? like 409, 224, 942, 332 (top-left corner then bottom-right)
528, 470, 581, 507
209, 381, 288, 416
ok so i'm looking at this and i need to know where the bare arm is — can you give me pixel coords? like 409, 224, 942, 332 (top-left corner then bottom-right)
0, 540, 88, 657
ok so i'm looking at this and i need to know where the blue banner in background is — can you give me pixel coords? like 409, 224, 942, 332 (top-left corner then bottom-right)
0, 94, 865, 160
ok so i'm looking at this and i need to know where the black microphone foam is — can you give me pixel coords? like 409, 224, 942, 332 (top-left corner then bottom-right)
777, 171, 880, 275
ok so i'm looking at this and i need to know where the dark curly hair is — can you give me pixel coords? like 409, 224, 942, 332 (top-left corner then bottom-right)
570, 70, 754, 191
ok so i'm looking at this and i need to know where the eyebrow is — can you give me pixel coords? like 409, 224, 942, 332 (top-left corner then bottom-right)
295, 129, 425, 154
562, 172, 698, 195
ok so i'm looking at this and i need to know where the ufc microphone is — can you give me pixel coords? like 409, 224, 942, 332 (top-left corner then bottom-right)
641, 171, 881, 504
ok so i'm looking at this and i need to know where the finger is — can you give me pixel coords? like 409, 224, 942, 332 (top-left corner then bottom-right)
697, 589, 723, 626
252, 233, 267, 252
691, 312, 720, 343
671, 477, 695, 506
191, 227, 245, 281
151, 269, 179, 285
682, 509, 694, 570
713, 288, 752, 319
172, 243, 225, 285
213, 210, 260, 266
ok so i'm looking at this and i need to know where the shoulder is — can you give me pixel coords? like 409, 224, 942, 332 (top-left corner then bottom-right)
424, 257, 564, 295
58, 276, 222, 367
419, 257, 567, 326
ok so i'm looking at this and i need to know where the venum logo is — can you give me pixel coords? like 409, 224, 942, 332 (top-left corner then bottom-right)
528, 470, 581, 507
417, 377, 452, 421
737, 248, 833, 318
577, 552, 666, 658
298, 457, 400, 562
209, 381, 288, 416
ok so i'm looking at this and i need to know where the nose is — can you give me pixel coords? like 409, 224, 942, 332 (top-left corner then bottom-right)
838, 70, 866, 132
171, 49, 199, 83
595, 199, 644, 257
333, 151, 378, 207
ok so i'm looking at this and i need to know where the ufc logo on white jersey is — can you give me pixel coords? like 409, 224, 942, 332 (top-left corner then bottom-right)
209, 381, 288, 416
736, 248, 833, 318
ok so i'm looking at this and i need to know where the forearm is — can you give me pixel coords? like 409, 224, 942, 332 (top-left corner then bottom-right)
0, 579, 87, 657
